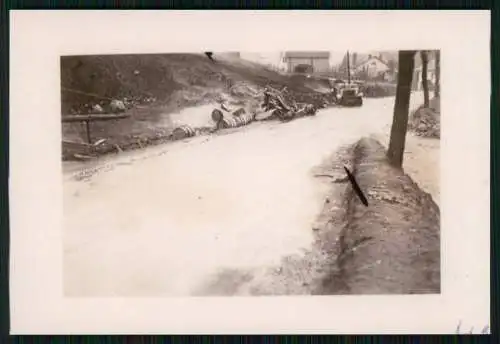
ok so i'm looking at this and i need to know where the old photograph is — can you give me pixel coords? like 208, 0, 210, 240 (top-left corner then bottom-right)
61, 50, 441, 297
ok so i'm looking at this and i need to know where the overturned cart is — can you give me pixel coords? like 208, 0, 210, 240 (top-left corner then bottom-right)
261, 86, 317, 121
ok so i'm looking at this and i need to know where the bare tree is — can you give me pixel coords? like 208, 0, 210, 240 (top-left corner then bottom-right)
435, 50, 440, 98
420, 50, 429, 107
387, 50, 416, 168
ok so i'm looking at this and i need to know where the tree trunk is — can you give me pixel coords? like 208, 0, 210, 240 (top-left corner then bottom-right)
387, 50, 416, 168
435, 50, 440, 98
421, 50, 429, 107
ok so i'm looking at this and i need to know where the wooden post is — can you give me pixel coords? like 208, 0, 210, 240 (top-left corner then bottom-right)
85, 120, 91, 144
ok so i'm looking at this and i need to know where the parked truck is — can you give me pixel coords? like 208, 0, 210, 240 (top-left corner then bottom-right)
331, 51, 364, 107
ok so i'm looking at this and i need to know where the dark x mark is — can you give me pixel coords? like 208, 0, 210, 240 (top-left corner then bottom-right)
344, 166, 369, 207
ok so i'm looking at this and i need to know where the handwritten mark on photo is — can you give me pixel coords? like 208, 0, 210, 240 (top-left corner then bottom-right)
455, 320, 490, 334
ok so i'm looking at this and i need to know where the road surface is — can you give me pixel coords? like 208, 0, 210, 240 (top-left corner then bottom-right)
64, 93, 430, 297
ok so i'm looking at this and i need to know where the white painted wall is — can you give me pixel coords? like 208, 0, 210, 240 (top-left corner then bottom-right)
355, 57, 389, 78
287, 57, 330, 73
312, 58, 330, 73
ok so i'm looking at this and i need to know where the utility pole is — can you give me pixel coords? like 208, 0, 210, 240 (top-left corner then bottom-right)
346, 50, 351, 84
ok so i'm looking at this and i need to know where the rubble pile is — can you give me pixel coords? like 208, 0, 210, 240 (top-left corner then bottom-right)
408, 98, 441, 138
229, 82, 260, 98
61, 54, 343, 161
70, 95, 157, 115
110, 99, 127, 113
172, 125, 196, 140
260, 86, 320, 122
209, 84, 333, 129
217, 114, 255, 129
213, 106, 256, 129
293, 91, 336, 109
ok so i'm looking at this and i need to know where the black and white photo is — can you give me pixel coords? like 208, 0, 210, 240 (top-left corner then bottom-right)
61, 50, 441, 297
9, 10, 490, 334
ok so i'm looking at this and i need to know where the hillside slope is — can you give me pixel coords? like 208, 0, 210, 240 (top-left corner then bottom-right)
60, 53, 332, 160
61, 53, 324, 115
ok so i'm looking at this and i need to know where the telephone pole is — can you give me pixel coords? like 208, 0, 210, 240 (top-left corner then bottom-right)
346, 50, 351, 83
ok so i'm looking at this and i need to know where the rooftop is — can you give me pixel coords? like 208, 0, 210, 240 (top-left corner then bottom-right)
338, 51, 398, 69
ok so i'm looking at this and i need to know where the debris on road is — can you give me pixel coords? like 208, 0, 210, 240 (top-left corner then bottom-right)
92, 104, 104, 113
236, 113, 254, 126
110, 99, 127, 113
254, 110, 275, 122
216, 113, 255, 129
211, 100, 256, 130
259, 86, 319, 122
172, 125, 196, 140
211, 108, 224, 122
93, 138, 107, 146
61, 54, 342, 161
72, 153, 94, 161
218, 117, 239, 129
408, 97, 440, 138
232, 107, 246, 117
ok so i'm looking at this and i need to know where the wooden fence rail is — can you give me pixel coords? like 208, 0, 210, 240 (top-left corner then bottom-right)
61, 114, 130, 123
62, 113, 131, 144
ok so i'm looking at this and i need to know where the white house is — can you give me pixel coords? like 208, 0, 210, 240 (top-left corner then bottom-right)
337, 52, 396, 81
282, 51, 331, 73
354, 55, 390, 78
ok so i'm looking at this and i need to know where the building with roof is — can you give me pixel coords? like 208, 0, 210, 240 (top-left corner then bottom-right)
354, 55, 390, 78
337, 51, 398, 81
282, 51, 331, 73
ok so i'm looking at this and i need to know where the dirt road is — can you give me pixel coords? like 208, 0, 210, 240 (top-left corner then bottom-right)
64, 92, 433, 297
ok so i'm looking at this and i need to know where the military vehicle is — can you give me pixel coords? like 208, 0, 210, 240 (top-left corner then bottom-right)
333, 82, 363, 107
331, 50, 364, 107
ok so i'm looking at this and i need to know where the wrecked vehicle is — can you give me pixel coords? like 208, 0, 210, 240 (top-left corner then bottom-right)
332, 82, 364, 107
261, 86, 317, 121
